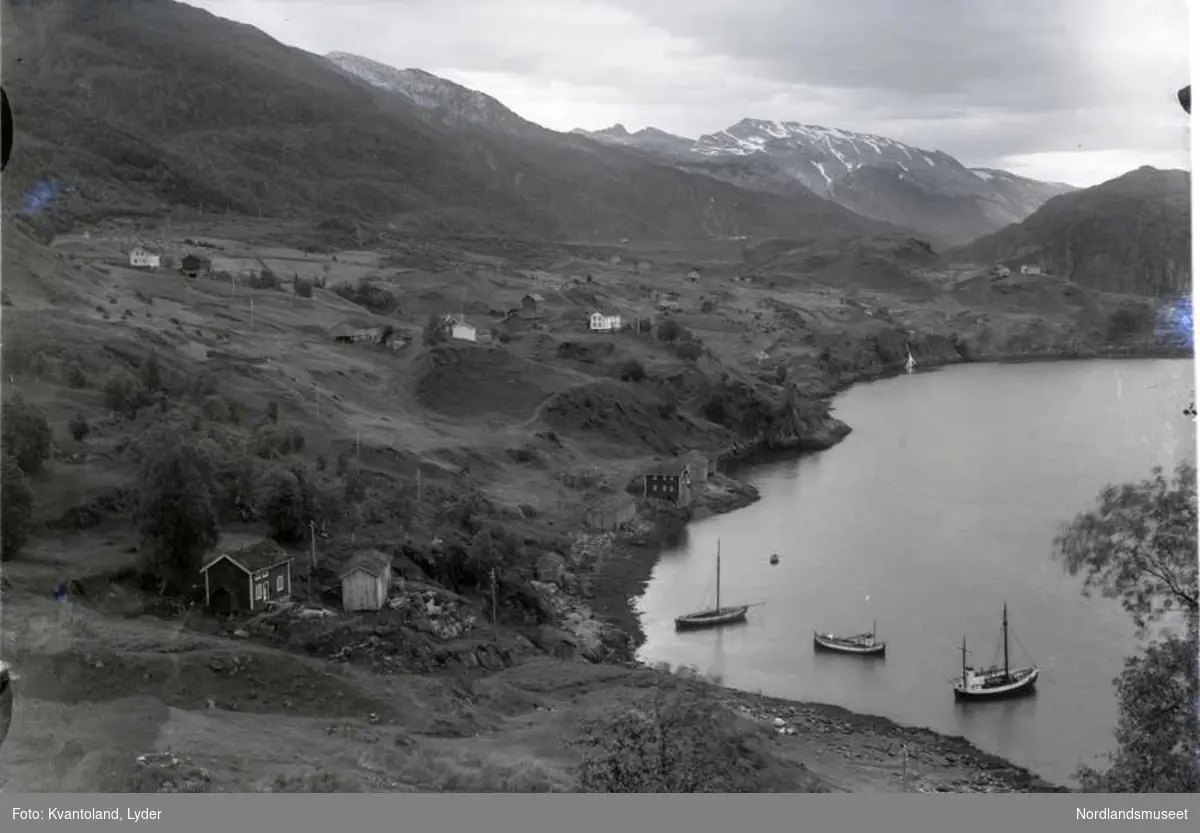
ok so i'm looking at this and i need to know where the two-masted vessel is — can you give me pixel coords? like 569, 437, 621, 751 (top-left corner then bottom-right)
674, 540, 751, 630
953, 603, 1039, 700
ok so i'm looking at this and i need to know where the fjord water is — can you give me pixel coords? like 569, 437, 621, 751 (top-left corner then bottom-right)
636, 359, 1196, 786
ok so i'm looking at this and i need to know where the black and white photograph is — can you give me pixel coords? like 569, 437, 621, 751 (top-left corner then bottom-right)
0, 0, 1194, 800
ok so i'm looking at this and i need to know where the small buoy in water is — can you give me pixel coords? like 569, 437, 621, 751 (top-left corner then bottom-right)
769, 553, 780, 565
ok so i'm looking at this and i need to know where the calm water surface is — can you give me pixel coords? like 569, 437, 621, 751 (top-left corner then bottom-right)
636, 359, 1196, 786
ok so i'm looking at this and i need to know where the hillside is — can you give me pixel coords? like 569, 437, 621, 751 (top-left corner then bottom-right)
948, 166, 1192, 297
575, 119, 1075, 246
0, 1, 896, 244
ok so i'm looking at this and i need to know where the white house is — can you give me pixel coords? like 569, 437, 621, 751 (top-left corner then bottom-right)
589, 312, 622, 332
129, 247, 161, 269
1020, 264, 1043, 275
448, 317, 477, 342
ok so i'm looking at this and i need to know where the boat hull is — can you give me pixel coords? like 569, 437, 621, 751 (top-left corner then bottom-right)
813, 633, 887, 657
954, 668, 1038, 700
674, 606, 749, 631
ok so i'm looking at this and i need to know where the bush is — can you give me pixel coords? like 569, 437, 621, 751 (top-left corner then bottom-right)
619, 359, 646, 382
103, 370, 149, 420
573, 669, 772, 792
68, 412, 90, 442
65, 361, 88, 388
673, 341, 702, 361
424, 313, 447, 346
1, 453, 34, 560
2, 395, 53, 473
135, 426, 221, 593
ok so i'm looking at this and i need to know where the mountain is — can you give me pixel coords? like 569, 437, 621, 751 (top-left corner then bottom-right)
574, 119, 1076, 247
948, 166, 1192, 297
0, 3, 898, 244
325, 52, 541, 137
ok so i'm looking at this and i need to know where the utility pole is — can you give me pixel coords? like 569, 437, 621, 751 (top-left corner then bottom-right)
308, 520, 317, 603
490, 567, 498, 636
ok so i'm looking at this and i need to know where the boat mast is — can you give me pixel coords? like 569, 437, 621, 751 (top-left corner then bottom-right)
1002, 603, 1009, 678
961, 635, 968, 687
716, 540, 721, 612
872, 619, 877, 639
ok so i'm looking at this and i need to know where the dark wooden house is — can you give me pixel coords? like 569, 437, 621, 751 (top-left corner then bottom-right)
643, 461, 692, 507
180, 254, 210, 278
200, 536, 293, 615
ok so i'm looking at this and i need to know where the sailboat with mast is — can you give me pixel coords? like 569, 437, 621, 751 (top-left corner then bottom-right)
674, 539, 750, 631
953, 603, 1039, 700
904, 345, 916, 375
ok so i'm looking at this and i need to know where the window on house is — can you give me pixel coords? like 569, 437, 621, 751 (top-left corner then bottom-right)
276, 574, 284, 593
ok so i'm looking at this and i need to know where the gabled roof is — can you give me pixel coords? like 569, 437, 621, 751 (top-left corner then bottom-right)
200, 536, 290, 575
523, 293, 545, 303
647, 459, 689, 477
339, 549, 392, 579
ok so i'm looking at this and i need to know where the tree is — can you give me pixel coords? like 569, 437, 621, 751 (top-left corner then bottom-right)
1, 453, 34, 560
68, 412, 90, 442
135, 426, 221, 593
573, 668, 769, 792
1053, 462, 1198, 792
103, 369, 147, 420
2, 394, 53, 473
256, 466, 307, 544
423, 313, 447, 345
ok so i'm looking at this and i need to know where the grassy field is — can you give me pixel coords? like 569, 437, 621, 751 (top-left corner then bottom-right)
0, 216, 1144, 792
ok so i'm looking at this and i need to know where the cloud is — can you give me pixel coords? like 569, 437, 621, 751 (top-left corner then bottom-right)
185, 0, 1192, 184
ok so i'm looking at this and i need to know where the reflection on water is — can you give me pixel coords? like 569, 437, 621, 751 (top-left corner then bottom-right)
637, 359, 1196, 786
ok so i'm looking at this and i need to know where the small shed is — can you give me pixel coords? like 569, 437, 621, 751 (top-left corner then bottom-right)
520, 293, 545, 317
180, 254, 210, 278
331, 320, 383, 344
200, 536, 293, 615
448, 316, 477, 342
687, 268, 701, 281
1020, 264, 1043, 275
683, 451, 710, 484
583, 494, 637, 531
339, 549, 393, 612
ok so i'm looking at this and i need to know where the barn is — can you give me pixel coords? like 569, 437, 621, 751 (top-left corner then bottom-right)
339, 549, 393, 612
200, 536, 293, 615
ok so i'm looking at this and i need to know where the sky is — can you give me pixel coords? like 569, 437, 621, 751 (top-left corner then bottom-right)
185, 0, 1193, 187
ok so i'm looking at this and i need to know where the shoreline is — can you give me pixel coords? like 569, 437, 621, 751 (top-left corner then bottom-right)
580, 346, 1194, 792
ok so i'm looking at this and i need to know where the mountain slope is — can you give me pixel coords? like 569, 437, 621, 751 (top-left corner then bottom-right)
948, 166, 1192, 297
325, 52, 542, 137
575, 119, 1076, 246
319, 51, 904, 241
1, 3, 900, 244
